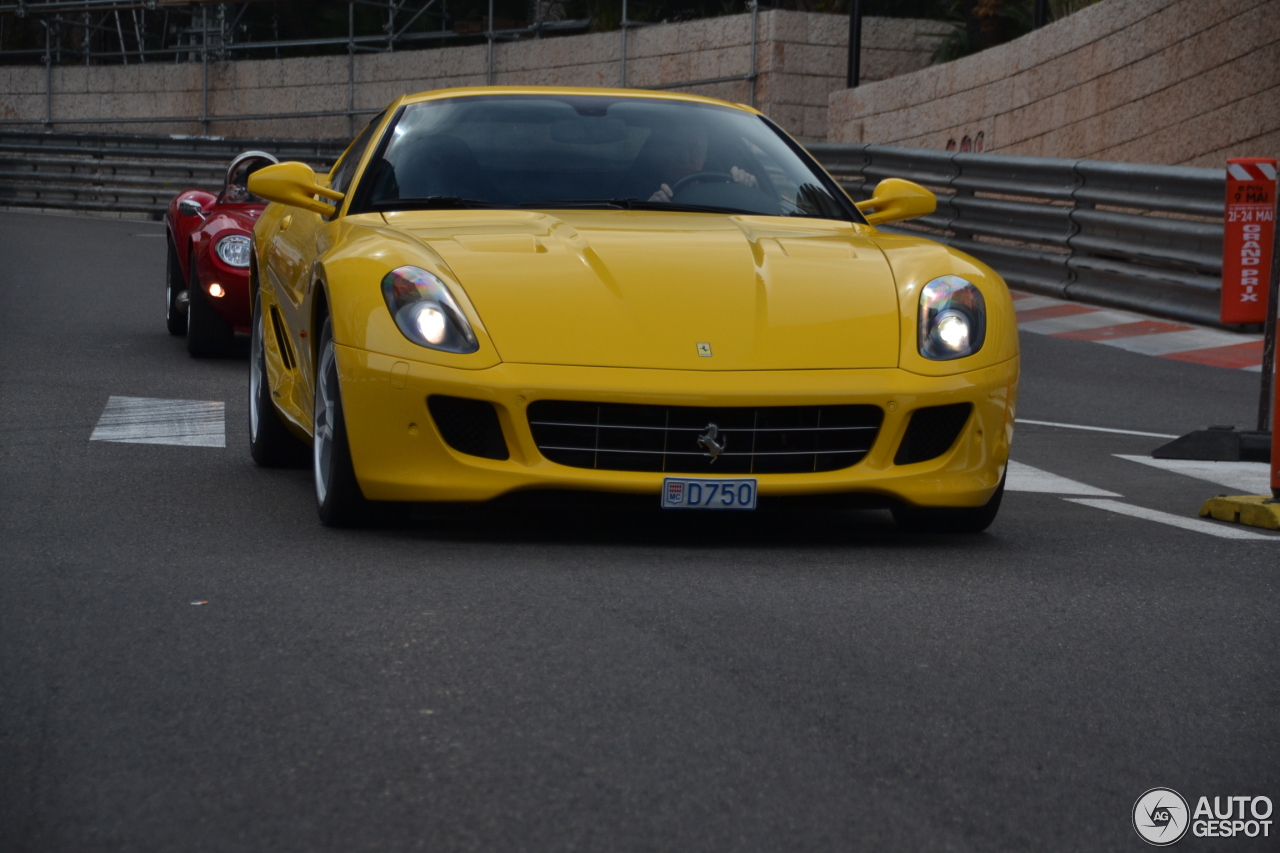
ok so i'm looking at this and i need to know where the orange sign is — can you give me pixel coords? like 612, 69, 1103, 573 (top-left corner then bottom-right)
1221, 158, 1276, 325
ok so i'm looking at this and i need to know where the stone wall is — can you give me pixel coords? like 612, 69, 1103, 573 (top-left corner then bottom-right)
827, 0, 1280, 166
0, 11, 946, 143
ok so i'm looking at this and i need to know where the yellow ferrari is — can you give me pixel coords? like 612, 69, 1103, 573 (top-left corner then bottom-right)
246, 86, 1018, 529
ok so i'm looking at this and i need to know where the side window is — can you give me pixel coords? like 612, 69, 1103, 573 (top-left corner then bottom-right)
329, 112, 385, 198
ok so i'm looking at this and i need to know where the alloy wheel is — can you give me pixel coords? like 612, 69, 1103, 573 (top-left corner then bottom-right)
313, 336, 337, 506
249, 296, 264, 441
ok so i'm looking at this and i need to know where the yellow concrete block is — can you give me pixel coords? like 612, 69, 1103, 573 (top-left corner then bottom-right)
1199, 495, 1280, 531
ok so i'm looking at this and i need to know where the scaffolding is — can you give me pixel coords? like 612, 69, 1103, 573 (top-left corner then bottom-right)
0, 0, 758, 136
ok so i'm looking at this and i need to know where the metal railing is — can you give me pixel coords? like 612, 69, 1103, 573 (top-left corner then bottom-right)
0, 130, 346, 215
809, 143, 1228, 327
0, 130, 1232, 326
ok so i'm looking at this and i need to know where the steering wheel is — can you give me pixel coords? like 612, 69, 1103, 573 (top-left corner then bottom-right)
670, 171, 734, 196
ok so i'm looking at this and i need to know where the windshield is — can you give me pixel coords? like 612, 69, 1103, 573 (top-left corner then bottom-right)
353, 95, 856, 221
222, 154, 277, 205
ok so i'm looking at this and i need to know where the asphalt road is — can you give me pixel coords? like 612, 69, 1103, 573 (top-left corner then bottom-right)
1, 211, 1276, 852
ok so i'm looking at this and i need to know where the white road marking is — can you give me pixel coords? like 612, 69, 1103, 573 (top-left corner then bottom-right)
1005, 460, 1120, 496
1015, 419, 1178, 439
1012, 295, 1068, 312
1064, 498, 1278, 540
90, 396, 225, 448
1098, 328, 1261, 356
1018, 309, 1145, 335
1114, 454, 1272, 494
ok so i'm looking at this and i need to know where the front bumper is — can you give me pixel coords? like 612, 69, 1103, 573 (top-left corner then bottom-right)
194, 253, 251, 333
337, 346, 1019, 507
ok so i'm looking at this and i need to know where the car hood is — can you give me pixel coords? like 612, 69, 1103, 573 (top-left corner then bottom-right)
381, 210, 900, 370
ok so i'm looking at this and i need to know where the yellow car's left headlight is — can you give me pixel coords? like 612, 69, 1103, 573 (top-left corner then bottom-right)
381, 266, 479, 354
918, 274, 986, 361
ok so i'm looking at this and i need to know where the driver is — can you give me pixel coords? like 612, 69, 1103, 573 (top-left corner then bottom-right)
224, 181, 253, 203
644, 126, 758, 203
223, 155, 275, 204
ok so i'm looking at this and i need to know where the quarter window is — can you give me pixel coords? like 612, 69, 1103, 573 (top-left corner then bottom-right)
329, 111, 386, 200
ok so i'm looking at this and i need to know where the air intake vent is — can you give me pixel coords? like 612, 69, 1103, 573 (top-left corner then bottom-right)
894, 403, 973, 465
427, 396, 509, 460
528, 401, 882, 474
268, 304, 295, 371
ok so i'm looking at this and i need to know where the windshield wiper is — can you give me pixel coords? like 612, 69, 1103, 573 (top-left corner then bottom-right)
623, 199, 758, 215
518, 199, 631, 209
374, 196, 505, 211
520, 198, 756, 215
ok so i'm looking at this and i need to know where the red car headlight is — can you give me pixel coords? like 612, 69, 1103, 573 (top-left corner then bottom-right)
215, 235, 252, 268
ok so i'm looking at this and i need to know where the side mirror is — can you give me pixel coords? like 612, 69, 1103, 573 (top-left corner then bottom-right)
177, 198, 206, 219
856, 178, 936, 226
247, 161, 345, 217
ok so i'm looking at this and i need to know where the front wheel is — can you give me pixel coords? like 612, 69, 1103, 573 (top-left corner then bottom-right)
891, 473, 1006, 534
166, 237, 188, 336
313, 317, 376, 527
249, 290, 306, 467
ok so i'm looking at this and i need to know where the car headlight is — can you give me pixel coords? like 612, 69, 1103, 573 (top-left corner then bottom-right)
918, 275, 986, 360
381, 266, 479, 354
214, 235, 252, 268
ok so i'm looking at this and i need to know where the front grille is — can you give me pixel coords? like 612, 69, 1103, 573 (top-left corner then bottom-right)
894, 403, 972, 465
427, 395, 509, 460
527, 401, 883, 474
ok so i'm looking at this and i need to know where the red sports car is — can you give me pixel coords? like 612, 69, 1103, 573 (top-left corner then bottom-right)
165, 151, 279, 356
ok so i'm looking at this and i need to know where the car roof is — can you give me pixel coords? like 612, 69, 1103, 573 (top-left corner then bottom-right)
396, 86, 761, 115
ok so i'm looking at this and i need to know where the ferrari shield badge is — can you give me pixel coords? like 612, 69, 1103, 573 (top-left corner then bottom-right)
696, 342, 712, 357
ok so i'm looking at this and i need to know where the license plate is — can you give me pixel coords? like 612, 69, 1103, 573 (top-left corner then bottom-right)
661, 477, 757, 510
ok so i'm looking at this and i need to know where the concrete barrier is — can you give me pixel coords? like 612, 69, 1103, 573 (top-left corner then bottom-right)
0, 11, 949, 143
828, 0, 1280, 167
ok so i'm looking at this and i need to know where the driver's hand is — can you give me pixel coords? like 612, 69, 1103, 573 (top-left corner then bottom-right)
649, 183, 674, 203
731, 167, 758, 188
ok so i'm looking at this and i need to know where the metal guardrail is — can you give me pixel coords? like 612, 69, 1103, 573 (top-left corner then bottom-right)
0, 130, 347, 216
809, 143, 1228, 327
0, 131, 1231, 326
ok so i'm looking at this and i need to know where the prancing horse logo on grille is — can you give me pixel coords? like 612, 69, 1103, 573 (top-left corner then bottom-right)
697, 423, 726, 461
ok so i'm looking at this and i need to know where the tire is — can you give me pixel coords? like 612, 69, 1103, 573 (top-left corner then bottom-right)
186, 251, 233, 358
249, 289, 307, 468
891, 472, 1006, 534
166, 237, 188, 336
312, 316, 382, 527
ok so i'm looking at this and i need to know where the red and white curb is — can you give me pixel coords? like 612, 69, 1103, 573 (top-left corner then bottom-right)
1011, 291, 1264, 371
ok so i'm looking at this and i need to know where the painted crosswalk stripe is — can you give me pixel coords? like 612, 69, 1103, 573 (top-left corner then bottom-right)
1114, 454, 1271, 494
1064, 498, 1278, 540
90, 396, 225, 448
1006, 460, 1120, 496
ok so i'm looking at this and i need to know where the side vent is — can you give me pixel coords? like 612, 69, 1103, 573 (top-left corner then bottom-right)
269, 305, 296, 371
427, 396, 510, 461
894, 403, 973, 465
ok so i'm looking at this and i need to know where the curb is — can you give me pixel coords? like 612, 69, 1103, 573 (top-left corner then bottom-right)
1200, 495, 1280, 530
